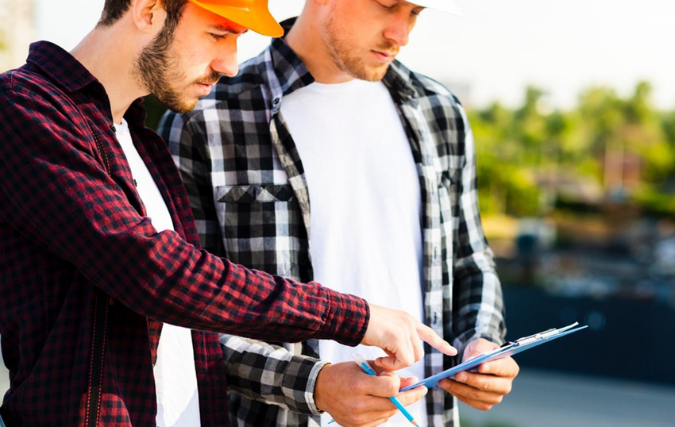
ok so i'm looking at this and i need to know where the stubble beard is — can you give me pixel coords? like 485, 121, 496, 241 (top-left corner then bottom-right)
321, 13, 396, 82
134, 25, 203, 113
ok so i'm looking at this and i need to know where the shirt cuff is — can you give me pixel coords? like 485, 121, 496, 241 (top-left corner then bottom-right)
318, 286, 370, 347
305, 360, 332, 415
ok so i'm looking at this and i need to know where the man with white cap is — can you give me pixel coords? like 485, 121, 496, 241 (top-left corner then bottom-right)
0, 1, 461, 426
161, 0, 519, 426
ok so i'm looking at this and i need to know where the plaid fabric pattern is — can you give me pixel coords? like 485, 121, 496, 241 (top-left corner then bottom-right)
0, 41, 369, 426
159, 19, 506, 427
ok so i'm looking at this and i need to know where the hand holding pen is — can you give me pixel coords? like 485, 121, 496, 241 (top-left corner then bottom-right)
324, 354, 427, 426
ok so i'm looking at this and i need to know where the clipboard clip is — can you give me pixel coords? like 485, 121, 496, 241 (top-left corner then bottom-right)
503, 322, 580, 348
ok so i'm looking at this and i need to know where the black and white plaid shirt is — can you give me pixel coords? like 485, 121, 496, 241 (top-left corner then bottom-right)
159, 19, 506, 427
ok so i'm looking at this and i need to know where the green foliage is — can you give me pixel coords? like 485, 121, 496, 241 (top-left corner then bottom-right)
143, 95, 169, 131
470, 82, 675, 218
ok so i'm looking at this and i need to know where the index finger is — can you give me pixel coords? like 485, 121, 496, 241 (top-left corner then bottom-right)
394, 385, 428, 407
416, 323, 457, 356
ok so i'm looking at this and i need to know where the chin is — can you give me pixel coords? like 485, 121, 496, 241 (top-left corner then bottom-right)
358, 66, 389, 82
167, 99, 199, 114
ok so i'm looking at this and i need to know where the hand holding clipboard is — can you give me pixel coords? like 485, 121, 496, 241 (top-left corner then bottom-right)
401, 322, 588, 391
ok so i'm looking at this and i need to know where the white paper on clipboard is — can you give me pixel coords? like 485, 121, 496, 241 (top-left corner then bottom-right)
400, 322, 588, 391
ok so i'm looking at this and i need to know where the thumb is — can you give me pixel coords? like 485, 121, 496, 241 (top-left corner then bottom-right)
399, 376, 419, 390
374, 355, 405, 371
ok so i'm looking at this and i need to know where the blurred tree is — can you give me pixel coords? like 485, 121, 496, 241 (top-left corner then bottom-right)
470, 82, 675, 218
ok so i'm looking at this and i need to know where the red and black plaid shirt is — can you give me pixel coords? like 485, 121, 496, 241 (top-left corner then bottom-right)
0, 41, 369, 426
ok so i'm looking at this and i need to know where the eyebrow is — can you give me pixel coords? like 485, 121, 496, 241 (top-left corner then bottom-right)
208, 24, 248, 35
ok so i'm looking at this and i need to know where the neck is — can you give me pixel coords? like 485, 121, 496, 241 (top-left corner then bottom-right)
71, 24, 148, 124
285, 13, 353, 84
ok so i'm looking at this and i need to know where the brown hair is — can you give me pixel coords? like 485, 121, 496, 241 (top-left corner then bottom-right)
98, 0, 189, 28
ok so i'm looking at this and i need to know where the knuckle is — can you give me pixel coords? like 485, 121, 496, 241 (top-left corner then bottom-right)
349, 378, 364, 395
469, 390, 482, 401
351, 413, 367, 425
346, 398, 362, 414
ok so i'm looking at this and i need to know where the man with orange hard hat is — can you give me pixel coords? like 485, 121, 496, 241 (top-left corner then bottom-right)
0, 1, 457, 426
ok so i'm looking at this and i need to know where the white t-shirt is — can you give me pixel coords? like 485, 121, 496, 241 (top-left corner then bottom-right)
281, 79, 427, 427
114, 119, 201, 427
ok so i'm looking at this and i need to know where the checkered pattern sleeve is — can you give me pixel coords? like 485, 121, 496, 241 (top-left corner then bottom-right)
451, 109, 507, 357
220, 334, 327, 415
0, 81, 369, 347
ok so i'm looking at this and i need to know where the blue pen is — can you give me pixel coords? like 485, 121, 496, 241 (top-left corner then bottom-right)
328, 353, 418, 426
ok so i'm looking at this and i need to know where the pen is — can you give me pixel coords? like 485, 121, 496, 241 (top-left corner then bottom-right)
327, 353, 418, 426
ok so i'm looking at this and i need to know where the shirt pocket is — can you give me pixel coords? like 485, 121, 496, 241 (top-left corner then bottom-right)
214, 184, 300, 278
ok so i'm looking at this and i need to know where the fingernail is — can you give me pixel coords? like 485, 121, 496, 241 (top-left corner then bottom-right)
456, 373, 467, 382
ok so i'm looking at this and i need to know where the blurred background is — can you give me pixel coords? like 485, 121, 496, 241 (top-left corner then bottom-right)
1, 1, 674, 426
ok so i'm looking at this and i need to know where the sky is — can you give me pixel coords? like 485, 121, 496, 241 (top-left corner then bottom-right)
34, 0, 675, 110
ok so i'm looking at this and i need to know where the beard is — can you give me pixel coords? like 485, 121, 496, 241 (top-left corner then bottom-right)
134, 23, 221, 113
321, 12, 399, 82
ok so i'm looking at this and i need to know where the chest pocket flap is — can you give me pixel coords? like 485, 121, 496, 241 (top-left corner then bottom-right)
217, 184, 295, 203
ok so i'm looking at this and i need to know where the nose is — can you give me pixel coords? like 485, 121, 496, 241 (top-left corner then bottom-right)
210, 41, 239, 77
383, 12, 413, 47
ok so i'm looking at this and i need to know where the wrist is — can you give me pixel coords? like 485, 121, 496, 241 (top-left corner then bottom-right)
313, 362, 333, 413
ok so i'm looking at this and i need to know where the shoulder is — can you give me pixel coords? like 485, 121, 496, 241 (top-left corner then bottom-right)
390, 61, 464, 110
188, 51, 268, 117
0, 65, 88, 140
390, 62, 470, 139
161, 51, 269, 133
0, 64, 68, 105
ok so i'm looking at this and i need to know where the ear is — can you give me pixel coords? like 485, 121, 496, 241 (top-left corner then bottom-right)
130, 0, 167, 33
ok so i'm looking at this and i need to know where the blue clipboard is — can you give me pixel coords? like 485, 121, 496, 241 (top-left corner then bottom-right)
400, 322, 588, 391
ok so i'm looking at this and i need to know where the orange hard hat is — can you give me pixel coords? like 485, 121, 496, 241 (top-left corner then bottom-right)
187, 0, 284, 38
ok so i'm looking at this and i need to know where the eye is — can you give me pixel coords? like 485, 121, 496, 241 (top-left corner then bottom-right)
209, 33, 228, 41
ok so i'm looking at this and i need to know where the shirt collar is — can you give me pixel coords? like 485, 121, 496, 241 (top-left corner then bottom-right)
266, 18, 418, 104
26, 41, 99, 94
265, 18, 315, 99
25, 41, 148, 128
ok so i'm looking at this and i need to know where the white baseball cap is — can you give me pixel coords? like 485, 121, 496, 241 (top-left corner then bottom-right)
410, 0, 463, 17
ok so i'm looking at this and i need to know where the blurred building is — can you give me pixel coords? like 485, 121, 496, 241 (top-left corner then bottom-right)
0, 0, 35, 72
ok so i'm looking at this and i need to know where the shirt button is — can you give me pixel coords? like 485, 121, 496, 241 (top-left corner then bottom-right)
272, 97, 280, 106
110, 124, 117, 133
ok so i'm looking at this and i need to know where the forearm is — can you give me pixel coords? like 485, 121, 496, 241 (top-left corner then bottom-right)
452, 255, 506, 356
220, 334, 327, 414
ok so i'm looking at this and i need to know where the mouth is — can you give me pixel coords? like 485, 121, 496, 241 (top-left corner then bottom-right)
195, 82, 216, 96
372, 50, 397, 62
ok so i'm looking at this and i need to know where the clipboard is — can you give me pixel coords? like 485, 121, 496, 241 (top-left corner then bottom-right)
400, 322, 588, 391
